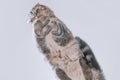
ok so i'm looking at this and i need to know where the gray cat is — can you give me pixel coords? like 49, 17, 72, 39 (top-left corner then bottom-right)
29, 3, 105, 80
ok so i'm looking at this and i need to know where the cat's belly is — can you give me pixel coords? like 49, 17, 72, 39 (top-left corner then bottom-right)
45, 34, 85, 80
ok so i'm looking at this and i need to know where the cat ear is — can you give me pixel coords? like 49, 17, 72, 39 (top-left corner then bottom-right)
35, 3, 41, 6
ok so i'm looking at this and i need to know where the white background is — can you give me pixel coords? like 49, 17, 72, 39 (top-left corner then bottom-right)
0, 0, 120, 80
